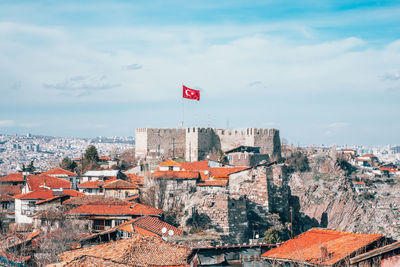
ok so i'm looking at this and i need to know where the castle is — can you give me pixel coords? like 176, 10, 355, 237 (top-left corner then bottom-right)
135, 127, 281, 162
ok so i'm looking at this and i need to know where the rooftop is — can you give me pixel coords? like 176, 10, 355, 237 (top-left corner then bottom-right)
159, 160, 181, 167
261, 228, 383, 266
58, 233, 193, 266
209, 167, 248, 179
152, 170, 199, 179
26, 174, 71, 191
41, 167, 77, 176
0, 173, 24, 183
65, 203, 163, 216
102, 179, 139, 189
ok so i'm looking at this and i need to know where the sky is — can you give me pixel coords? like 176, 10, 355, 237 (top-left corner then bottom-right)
0, 0, 399, 145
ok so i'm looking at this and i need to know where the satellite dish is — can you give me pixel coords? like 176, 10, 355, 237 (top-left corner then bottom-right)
168, 230, 174, 236
161, 227, 167, 234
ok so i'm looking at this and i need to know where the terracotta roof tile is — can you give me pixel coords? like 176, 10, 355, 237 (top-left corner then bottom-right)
26, 175, 71, 191
262, 228, 383, 266
65, 203, 163, 216
131, 215, 183, 236
14, 188, 55, 200
41, 168, 77, 176
126, 174, 144, 185
152, 170, 199, 179
102, 179, 139, 189
159, 160, 181, 166
63, 195, 128, 206
378, 167, 398, 172
180, 161, 209, 171
197, 180, 228, 187
78, 180, 106, 188
58, 233, 192, 266
0, 184, 22, 196
0, 173, 24, 182
99, 156, 112, 161
61, 255, 130, 266
210, 167, 248, 179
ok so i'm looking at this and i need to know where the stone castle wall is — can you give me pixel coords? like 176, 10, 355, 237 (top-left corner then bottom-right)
135, 128, 186, 159
136, 127, 281, 162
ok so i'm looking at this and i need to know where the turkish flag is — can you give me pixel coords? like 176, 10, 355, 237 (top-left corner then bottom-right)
183, 85, 200, 101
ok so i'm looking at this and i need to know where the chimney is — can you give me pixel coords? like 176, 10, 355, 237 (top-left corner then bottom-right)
320, 246, 328, 262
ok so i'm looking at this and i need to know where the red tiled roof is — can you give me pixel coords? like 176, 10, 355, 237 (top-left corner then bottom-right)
125, 174, 144, 185
63, 195, 128, 206
14, 188, 55, 200
352, 181, 366, 185
152, 170, 199, 179
41, 167, 77, 176
99, 156, 112, 161
180, 161, 209, 171
63, 189, 85, 197
132, 215, 183, 236
159, 160, 181, 166
125, 195, 140, 202
78, 180, 106, 188
0, 195, 14, 202
0, 184, 22, 196
102, 179, 139, 189
58, 233, 192, 266
210, 167, 248, 179
65, 203, 163, 216
0, 173, 24, 182
262, 228, 383, 266
26, 175, 70, 191
197, 180, 228, 187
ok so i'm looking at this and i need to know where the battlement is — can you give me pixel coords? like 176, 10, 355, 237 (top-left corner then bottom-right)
135, 127, 281, 162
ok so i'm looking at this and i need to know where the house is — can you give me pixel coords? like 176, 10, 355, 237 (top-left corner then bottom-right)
125, 173, 144, 187
56, 233, 197, 267
65, 202, 163, 232
77, 180, 107, 195
350, 240, 400, 266
41, 168, 78, 188
355, 154, 379, 167
261, 228, 384, 266
102, 179, 139, 199
81, 170, 122, 183
14, 188, 82, 225
22, 174, 71, 194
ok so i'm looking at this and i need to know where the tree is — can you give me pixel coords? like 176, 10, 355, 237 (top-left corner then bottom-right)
27, 160, 35, 172
84, 145, 99, 163
262, 227, 281, 244
60, 157, 77, 172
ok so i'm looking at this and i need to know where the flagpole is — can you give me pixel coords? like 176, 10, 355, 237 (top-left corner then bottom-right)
181, 84, 184, 128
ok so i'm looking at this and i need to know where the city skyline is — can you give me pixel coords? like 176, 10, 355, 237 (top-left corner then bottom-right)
1, 1, 400, 145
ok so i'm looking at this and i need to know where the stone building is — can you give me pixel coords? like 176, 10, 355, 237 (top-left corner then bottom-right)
135, 127, 281, 162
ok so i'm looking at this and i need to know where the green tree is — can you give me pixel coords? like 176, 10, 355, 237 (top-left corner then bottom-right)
84, 145, 99, 163
60, 157, 77, 172
262, 227, 281, 244
27, 160, 35, 172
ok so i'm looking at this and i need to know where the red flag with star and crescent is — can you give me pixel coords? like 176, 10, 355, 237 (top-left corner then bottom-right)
183, 85, 200, 101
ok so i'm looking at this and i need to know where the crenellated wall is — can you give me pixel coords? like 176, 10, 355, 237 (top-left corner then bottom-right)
135, 127, 281, 162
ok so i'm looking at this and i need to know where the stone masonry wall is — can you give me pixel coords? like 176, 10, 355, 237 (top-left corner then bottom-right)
136, 127, 282, 162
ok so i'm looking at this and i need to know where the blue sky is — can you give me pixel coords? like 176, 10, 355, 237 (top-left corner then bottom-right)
0, 1, 400, 145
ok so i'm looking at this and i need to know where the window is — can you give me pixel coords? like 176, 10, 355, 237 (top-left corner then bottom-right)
2, 203, 10, 209
115, 219, 124, 226
105, 220, 112, 227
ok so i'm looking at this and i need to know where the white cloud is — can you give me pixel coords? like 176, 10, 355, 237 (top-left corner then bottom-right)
0, 21, 400, 105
